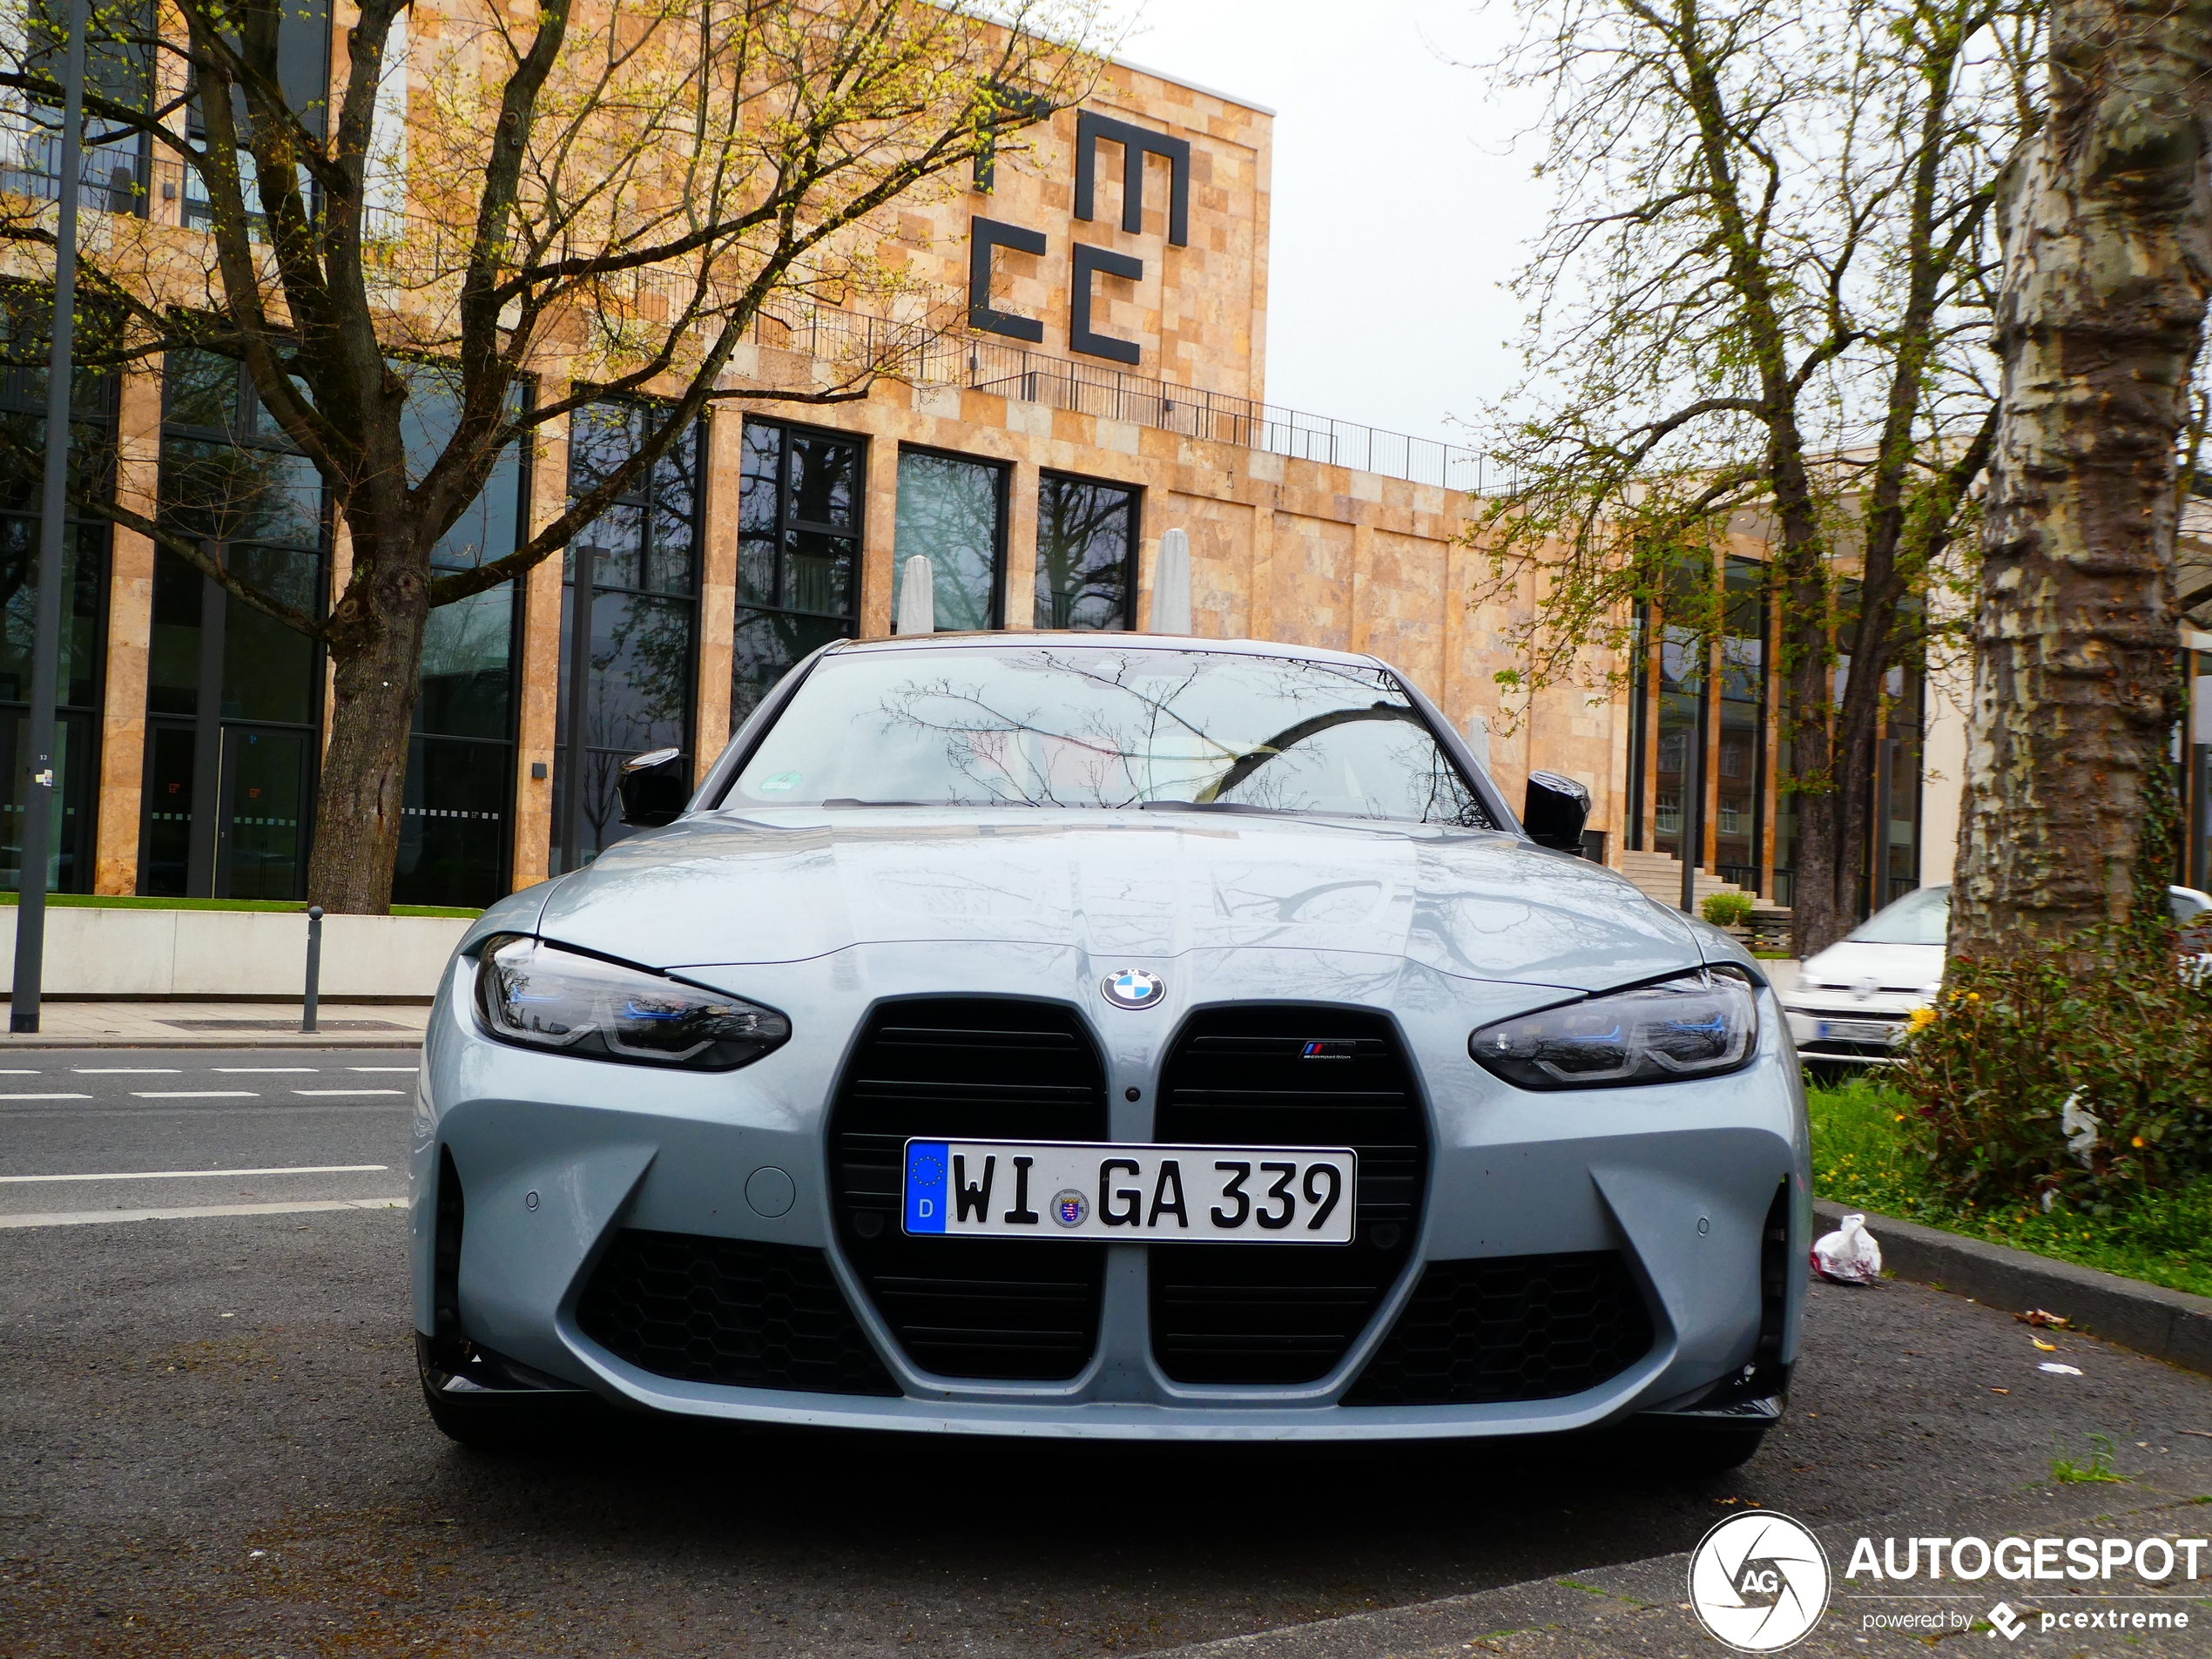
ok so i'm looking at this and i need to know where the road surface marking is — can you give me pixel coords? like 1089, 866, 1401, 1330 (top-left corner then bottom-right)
0, 1163, 389, 1184
349, 1067, 418, 1072
292, 1089, 404, 1096
130, 1090, 260, 1099
0, 1093, 91, 1100
73, 1068, 181, 1074
0, 1069, 40, 1074
212, 1067, 318, 1074
0, 1197, 405, 1228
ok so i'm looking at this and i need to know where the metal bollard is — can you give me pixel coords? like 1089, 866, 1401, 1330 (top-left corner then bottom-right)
302, 905, 323, 1035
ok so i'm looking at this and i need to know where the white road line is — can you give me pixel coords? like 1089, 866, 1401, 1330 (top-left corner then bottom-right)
0, 1069, 41, 1074
212, 1067, 318, 1074
0, 1093, 91, 1100
292, 1089, 404, 1096
73, 1068, 182, 1074
0, 1197, 405, 1229
0, 1163, 389, 1184
130, 1090, 260, 1099
348, 1067, 418, 1073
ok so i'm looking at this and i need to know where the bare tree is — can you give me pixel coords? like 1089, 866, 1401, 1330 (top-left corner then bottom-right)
1950, 0, 2212, 961
0, 0, 1103, 909
1475, 0, 2037, 955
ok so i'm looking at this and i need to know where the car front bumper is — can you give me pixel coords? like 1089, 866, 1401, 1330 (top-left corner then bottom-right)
1782, 997, 1924, 1065
412, 946, 1811, 1441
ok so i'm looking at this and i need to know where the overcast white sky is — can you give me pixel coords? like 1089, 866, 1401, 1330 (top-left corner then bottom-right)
1120, 1, 1552, 451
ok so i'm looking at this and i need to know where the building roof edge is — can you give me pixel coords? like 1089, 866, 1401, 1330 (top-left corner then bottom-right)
1108, 52, 1278, 118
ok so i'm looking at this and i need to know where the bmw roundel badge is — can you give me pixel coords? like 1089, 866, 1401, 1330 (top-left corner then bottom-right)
1103, 968, 1164, 1010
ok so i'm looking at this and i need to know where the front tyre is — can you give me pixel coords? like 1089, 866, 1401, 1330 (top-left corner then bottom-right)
1639, 1420, 1769, 1477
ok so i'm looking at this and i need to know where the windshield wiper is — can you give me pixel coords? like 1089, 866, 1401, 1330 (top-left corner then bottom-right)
1136, 799, 1317, 818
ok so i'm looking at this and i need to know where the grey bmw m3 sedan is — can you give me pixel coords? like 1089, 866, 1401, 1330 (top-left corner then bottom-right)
411, 634, 1809, 1470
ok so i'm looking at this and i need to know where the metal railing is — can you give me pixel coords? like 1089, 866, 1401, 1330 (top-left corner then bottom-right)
750, 306, 1502, 496
0, 124, 1501, 497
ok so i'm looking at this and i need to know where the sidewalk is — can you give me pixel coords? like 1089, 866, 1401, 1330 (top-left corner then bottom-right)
0, 1001, 428, 1049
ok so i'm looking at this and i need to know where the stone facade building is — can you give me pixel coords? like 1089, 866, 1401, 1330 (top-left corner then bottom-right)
3, 25, 1977, 919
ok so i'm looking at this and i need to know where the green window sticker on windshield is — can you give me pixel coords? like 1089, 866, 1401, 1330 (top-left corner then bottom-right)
759, 772, 803, 792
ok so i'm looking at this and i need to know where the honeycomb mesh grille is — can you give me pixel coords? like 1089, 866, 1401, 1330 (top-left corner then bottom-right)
1344, 1251, 1655, 1406
577, 1229, 899, 1396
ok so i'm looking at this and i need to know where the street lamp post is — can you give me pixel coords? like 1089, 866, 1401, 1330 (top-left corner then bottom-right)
13, 0, 90, 1034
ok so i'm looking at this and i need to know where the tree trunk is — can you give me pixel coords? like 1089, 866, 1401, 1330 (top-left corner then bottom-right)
306, 519, 431, 914
1951, 0, 2212, 964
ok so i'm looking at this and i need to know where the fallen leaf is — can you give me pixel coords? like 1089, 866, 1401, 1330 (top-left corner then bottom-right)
1990, 1386, 2010, 1395
2015, 1309, 2069, 1328
2031, 1337, 2058, 1352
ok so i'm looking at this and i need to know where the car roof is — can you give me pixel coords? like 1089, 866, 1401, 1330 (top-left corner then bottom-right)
823, 631, 1392, 674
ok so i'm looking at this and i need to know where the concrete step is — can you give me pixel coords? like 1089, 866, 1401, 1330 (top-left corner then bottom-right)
1617, 851, 1750, 912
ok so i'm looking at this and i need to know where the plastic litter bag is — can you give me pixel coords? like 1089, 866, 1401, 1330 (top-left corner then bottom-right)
1811, 1212, 1883, 1285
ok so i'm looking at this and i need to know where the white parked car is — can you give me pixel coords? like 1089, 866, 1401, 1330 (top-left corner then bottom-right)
1783, 883, 2212, 1068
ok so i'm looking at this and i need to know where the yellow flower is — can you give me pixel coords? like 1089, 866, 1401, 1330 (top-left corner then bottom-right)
1966, 992, 1980, 1004
1908, 1006, 1938, 1032
2132, 1136, 2146, 1149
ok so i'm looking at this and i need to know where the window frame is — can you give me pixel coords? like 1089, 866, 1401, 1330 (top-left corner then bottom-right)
1034, 467, 1142, 631
893, 442, 1009, 632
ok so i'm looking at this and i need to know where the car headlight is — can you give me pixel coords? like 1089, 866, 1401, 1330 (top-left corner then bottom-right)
1468, 967, 1757, 1089
472, 934, 791, 1069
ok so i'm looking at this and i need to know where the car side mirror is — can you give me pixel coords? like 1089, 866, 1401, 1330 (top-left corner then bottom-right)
617, 747, 688, 828
1523, 770, 1590, 853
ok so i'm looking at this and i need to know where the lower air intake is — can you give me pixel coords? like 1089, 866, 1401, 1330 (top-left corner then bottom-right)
1344, 1251, 1655, 1406
577, 1229, 898, 1396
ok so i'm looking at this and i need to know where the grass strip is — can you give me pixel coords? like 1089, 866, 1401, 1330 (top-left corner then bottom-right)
0, 893, 480, 918
1809, 1074, 2212, 1300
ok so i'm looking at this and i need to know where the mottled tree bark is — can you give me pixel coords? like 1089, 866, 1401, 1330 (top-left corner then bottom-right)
1952, 0, 2212, 962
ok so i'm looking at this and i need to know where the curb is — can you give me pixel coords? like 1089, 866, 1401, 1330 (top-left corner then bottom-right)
1814, 1197, 2212, 1377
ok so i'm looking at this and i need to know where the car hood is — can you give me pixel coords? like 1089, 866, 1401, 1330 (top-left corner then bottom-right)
1793, 938, 1943, 997
521, 809, 1706, 994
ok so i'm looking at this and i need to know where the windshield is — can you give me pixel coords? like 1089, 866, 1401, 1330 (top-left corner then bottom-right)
1847, 884, 1950, 946
726, 645, 1495, 826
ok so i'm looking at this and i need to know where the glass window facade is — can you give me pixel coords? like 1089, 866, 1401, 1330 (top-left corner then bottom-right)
145, 349, 326, 899
1035, 472, 1138, 629
552, 397, 701, 874
394, 365, 525, 907
893, 449, 1005, 631
1716, 556, 1767, 891
733, 419, 862, 724
0, 309, 109, 893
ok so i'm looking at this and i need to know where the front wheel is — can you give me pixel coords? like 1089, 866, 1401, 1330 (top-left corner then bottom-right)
1639, 1421, 1769, 1477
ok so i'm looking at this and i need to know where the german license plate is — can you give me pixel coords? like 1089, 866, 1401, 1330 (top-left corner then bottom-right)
902, 1140, 1357, 1244
1818, 1018, 1898, 1044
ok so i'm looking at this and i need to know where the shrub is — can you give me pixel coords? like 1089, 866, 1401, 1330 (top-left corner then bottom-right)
1702, 891, 1755, 927
1892, 933, 2212, 1210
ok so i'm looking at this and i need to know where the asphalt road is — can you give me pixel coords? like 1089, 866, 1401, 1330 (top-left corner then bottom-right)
3, 1054, 2212, 1658
0, 1049, 414, 1224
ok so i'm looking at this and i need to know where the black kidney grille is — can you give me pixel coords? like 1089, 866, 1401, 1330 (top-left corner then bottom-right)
830, 999, 1109, 1381
1343, 1251, 1655, 1406
576, 1229, 898, 1395
1150, 1007, 1429, 1386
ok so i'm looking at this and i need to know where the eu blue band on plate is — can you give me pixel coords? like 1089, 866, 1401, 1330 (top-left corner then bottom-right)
905, 1141, 949, 1233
